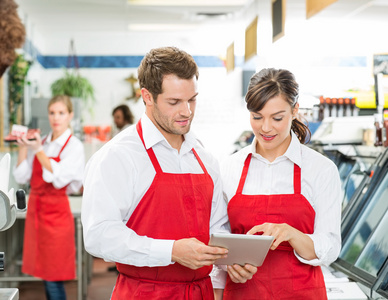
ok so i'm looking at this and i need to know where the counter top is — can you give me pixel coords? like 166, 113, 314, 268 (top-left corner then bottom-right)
16, 195, 82, 218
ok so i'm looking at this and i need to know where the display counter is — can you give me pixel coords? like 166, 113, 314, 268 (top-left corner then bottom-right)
0, 196, 91, 300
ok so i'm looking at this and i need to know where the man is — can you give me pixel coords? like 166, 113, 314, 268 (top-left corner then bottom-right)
82, 47, 255, 299
111, 104, 134, 136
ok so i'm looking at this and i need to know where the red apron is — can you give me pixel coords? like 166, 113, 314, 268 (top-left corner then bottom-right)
22, 135, 76, 281
111, 121, 215, 300
224, 153, 327, 300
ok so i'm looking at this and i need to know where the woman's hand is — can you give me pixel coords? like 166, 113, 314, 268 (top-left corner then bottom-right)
227, 264, 257, 284
17, 132, 43, 154
247, 223, 295, 250
247, 223, 317, 260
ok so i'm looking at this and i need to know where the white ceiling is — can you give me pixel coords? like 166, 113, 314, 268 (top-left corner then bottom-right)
15, 0, 388, 36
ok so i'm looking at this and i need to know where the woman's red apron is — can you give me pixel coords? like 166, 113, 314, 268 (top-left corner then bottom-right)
224, 153, 327, 300
111, 121, 215, 300
22, 135, 76, 281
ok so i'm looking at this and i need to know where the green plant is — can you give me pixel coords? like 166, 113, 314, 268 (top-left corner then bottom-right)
50, 68, 95, 116
8, 53, 31, 125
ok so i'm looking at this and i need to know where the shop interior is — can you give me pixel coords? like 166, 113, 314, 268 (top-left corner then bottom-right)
1, 0, 388, 299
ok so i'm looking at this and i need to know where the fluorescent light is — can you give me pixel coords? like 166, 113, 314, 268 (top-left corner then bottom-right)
128, 23, 198, 31
127, 0, 247, 6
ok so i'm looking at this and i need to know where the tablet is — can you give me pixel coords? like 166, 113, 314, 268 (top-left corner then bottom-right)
209, 233, 274, 267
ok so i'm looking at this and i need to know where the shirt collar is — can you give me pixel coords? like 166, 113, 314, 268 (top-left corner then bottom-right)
249, 130, 302, 167
140, 114, 199, 151
45, 128, 72, 146
283, 131, 302, 168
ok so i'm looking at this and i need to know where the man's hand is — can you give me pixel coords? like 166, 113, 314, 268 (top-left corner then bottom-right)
172, 238, 228, 270
227, 264, 257, 283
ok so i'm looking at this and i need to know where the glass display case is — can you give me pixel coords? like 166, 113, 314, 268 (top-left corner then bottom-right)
308, 144, 383, 213
332, 148, 388, 299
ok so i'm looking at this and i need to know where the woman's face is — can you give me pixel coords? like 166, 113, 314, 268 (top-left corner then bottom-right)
48, 101, 73, 137
250, 95, 298, 161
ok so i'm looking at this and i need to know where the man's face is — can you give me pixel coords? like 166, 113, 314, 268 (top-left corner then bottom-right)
147, 74, 198, 143
113, 110, 126, 129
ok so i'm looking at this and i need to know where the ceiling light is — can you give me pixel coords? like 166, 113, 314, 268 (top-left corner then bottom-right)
128, 23, 198, 31
127, 0, 247, 6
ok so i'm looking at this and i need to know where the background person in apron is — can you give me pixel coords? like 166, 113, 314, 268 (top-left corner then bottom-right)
82, 47, 256, 300
13, 95, 85, 300
211, 68, 342, 300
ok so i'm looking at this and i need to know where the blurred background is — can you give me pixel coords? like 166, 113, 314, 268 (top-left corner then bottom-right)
1, 1, 388, 299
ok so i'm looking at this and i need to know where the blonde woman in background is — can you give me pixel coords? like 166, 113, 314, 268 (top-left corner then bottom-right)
13, 95, 85, 300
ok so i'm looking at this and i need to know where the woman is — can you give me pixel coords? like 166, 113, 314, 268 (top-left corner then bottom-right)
212, 68, 341, 299
13, 95, 85, 300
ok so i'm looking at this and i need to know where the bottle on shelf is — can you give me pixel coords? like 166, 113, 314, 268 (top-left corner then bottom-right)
337, 98, 344, 117
344, 98, 352, 117
331, 98, 338, 117
351, 98, 359, 116
324, 97, 331, 119
374, 113, 383, 147
318, 96, 325, 121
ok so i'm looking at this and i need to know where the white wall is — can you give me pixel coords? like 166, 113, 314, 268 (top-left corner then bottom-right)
18, 0, 388, 161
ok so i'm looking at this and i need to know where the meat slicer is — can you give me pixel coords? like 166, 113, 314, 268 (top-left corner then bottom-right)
0, 153, 26, 300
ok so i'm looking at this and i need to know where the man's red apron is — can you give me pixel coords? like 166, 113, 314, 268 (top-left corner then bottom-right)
224, 153, 327, 300
22, 135, 76, 281
111, 121, 215, 300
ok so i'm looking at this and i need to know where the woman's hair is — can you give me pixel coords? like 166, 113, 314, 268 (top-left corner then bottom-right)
112, 104, 134, 125
245, 68, 310, 144
137, 46, 199, 101
48, 95, 73, 114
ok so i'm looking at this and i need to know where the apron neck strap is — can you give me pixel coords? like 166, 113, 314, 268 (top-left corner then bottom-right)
236, 153, 302, 195
293, 164, 301, 194
41, 133, 72, 158
236, 153, 252, 194
136, 120, 208, 175
136, 120, 163, 173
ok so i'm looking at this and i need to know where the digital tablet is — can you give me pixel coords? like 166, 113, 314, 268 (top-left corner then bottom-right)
209, 233, 274, 267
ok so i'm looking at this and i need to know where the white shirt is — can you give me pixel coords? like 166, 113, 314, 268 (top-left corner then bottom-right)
112, 123, 131, 137
81, 114, 229, 267
211, 131, 342, 288
13, 128, 85, 194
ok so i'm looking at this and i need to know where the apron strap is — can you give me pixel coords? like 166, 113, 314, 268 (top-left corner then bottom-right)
293, 164, 301, 194
136, 120, 208, 175
41, 133, 72, 158
136, 120, 163, 173
236, 153, 252, 195
236, 154, 302, 195
58, 134, 72, 157
192, 148, 208, 175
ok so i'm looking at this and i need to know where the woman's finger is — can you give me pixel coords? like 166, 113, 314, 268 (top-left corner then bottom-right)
247, 225, 263, 235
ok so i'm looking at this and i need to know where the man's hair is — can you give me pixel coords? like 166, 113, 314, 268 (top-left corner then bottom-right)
137, 47, 199, 101
112, 104, 134, 125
